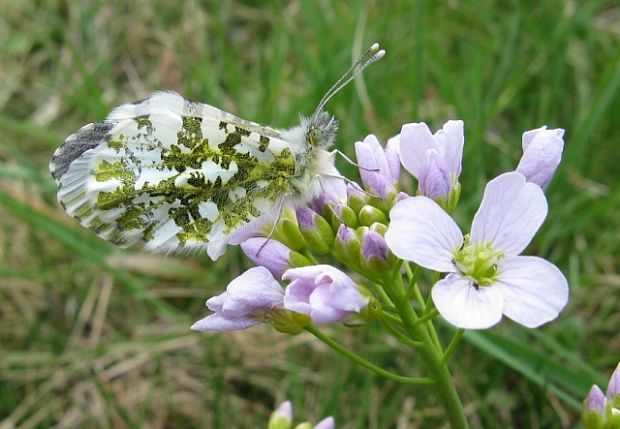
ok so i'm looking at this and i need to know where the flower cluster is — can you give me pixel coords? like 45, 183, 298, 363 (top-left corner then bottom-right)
192, 120, 568, 333
583, 362, 620, 429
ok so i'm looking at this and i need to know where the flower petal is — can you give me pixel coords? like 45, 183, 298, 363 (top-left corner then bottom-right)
434, 119, 464, 179
314, 416, 335, 429
309, 283, 350, 324
386, 196, 463, 272
431, 274, 504, 329
607, 362, 620, 400
385, 135, 401, 183
190, 313, 259, 331
241, 237, 292, 278
522, 126, 565, 151
418, 150, 450, 199
224, 267, 284, 313
283, 265, 329, 282
355, 134, 392, 198
312, 156, 347, 212
494, 256, 569, 328
585, 385, 606, 413
317, 270, 368, 312
471, 172, 547, 256
399, 122, 436, 178
283, 279, 314, 315
205, 291, 228, 312
272, 401, 293, 424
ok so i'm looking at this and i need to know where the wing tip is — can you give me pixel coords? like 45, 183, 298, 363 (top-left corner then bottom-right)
50, 121, 115, 183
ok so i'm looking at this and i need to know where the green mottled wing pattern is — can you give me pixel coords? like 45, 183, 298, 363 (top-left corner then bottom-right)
50, 92, 303, 259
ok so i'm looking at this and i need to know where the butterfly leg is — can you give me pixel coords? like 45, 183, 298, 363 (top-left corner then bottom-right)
330, 149, 379, 172
319, 172, 379, 199
256, 197, 286, 256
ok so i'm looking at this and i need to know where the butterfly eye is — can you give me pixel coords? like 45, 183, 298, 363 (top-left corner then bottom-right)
308, 127, 323, 146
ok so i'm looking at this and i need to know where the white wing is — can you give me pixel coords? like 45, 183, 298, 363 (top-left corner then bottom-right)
50, 92, 306, 259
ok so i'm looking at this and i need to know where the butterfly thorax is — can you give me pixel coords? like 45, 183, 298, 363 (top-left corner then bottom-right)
279, 111, 338, 195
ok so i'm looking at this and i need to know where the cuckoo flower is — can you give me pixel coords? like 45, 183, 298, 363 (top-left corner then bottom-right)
241, 237, 293, 278
313, 417, 335, 429
516, 126, 565, 189
191, 266, 284, 331
268, 401, 293, 429
354, 134, 400, 199
385, 172, 568, 329
398, 120, 464, 210
283, 265, 368, 325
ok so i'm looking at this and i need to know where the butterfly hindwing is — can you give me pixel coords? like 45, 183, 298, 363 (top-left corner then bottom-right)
50, 92, 301, 256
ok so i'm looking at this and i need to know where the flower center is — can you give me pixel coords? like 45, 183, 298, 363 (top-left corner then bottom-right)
453, 235, 504, 286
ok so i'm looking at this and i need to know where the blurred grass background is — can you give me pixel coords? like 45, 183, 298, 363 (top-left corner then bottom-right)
1, 0, 619, 428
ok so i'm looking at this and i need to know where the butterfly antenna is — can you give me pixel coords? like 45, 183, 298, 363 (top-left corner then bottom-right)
312, 43, 385, 120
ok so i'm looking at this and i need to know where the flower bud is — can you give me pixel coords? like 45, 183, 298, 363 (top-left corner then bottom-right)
333, 224, 361, 266
241, 237, 293, 277
359, 228, 393, 273
399, 120, 463, 210
191, 267, 284, 332
296, 207, 333, 255
606, 363, 620, 402
325, 203, 358, 231
516, 126, 564, 190
269, 309, 311, 335
312, 164, 347, 216
582, 362, 620, 429
346, 183, 367, 214
313, 416, 335, 429
358, 205, 387, 227
583, 385, 606, 429
283, 265, 368, 325
289, 251, 313, 268
276, 216, 307, 251
355, 134, 399, 200
269, 401, 293, 429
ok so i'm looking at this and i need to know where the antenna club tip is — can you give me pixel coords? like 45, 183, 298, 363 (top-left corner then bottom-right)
376, 50, 386, 59
370, 42, 380, 51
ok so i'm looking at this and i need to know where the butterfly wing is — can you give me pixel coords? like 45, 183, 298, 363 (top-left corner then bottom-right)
50, 92, 300, 259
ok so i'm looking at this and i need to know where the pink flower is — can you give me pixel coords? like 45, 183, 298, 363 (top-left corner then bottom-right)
314, 416, 335, 429
516, 126, 565, 189
397, 120, 464, 200
191, 267, 284, 331
354, 134, 400, 199
241, 237, 293, 278
385, 172, 568, 329
583, 362, 620, 425
268, 401, 293, 428
283, 265, 368, 324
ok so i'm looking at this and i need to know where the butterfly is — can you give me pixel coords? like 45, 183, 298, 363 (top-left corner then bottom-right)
49, 43, 385, 260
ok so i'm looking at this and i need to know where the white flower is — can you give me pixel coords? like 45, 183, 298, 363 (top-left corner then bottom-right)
385, 172, 569, 329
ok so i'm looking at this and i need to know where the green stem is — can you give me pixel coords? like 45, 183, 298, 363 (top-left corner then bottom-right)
386, 274, 470, 429
374, 281, 396, 308
418, 274, 444, 352
415, 309, 439, 325
441, 329, 465, 365
404, 263, 420, 297
379, 316, 423, 349
305, 325, 433, 385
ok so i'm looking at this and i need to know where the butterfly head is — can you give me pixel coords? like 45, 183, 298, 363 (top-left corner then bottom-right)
307, 111, 338, 149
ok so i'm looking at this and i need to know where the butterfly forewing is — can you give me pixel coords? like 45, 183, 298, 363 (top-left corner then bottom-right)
51, 92, 300, 256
